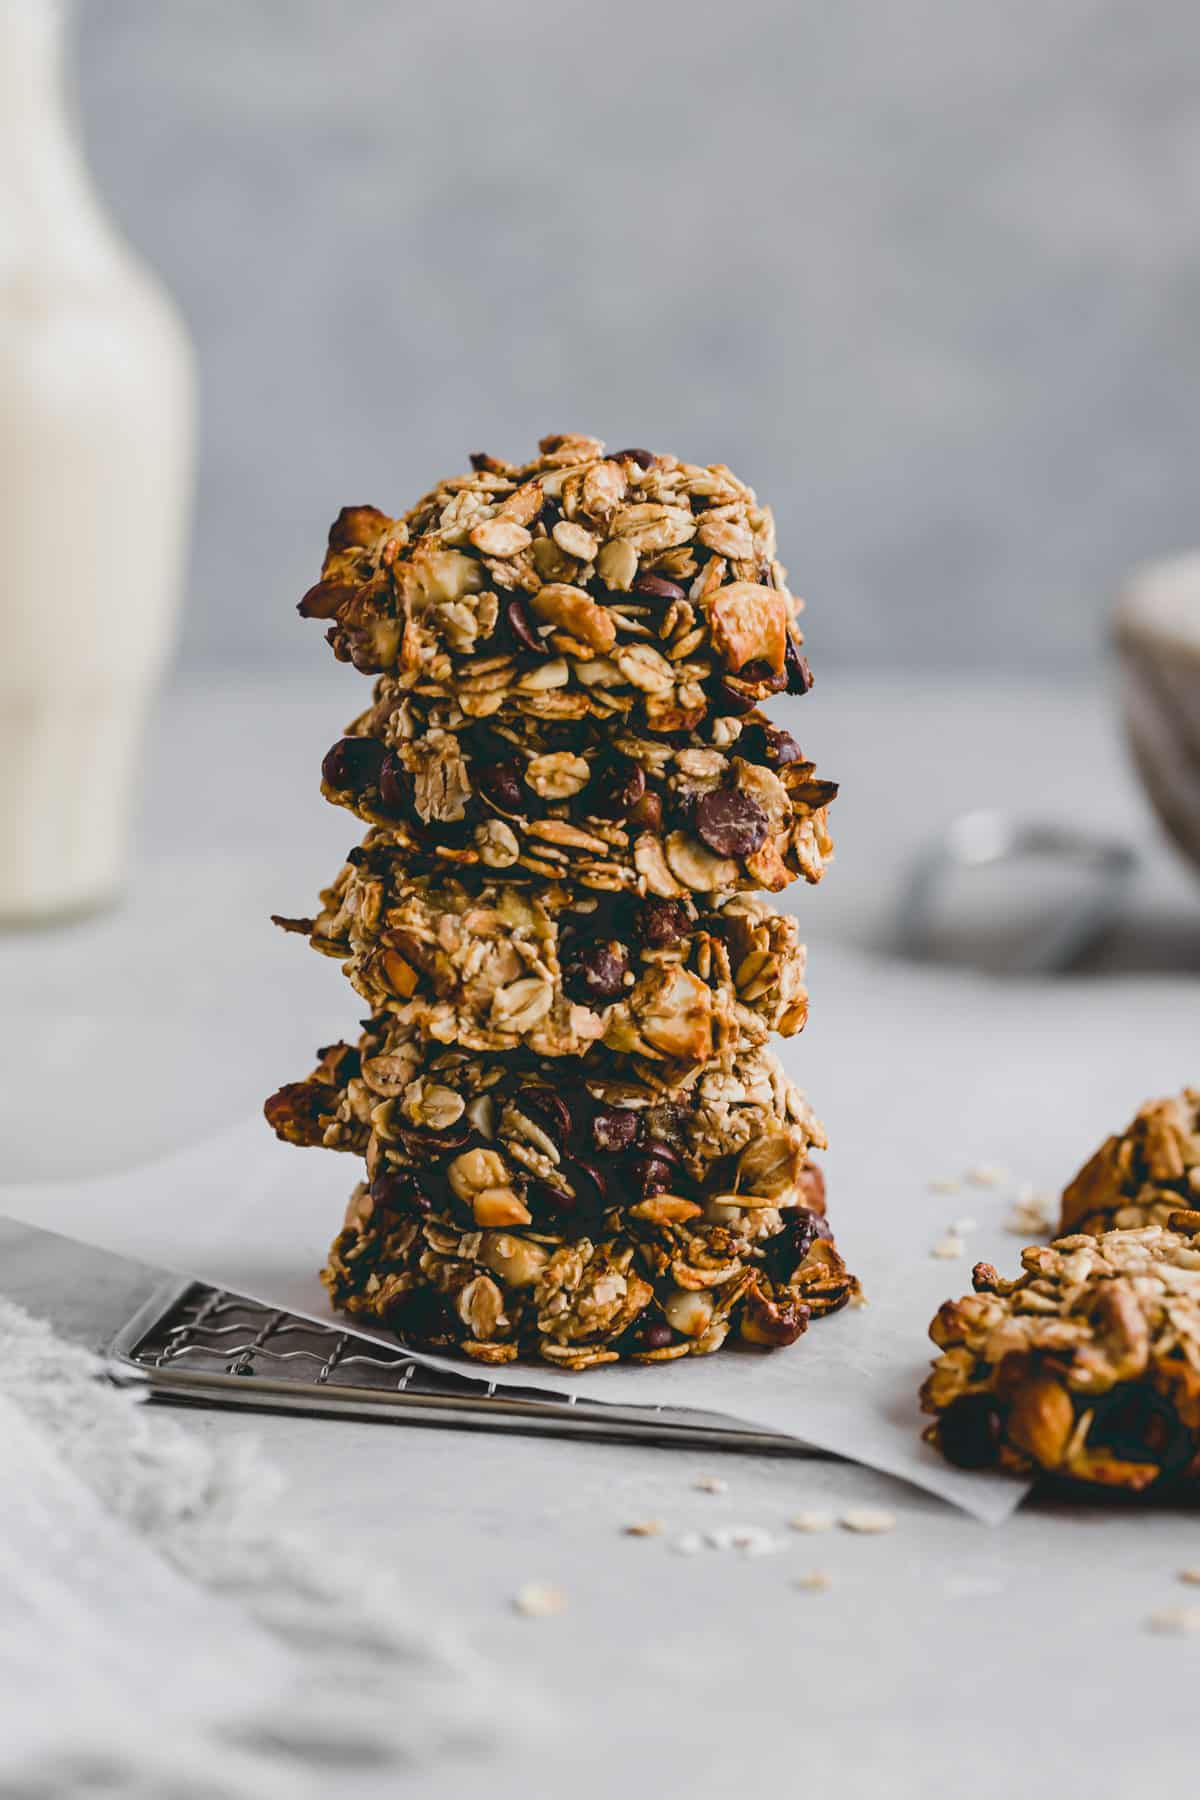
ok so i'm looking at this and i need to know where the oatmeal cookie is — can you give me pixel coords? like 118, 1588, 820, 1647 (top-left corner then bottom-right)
316, 700, 835, 897
274, 863, 807, 1072
921, 1219, 1200, 1490
266, 1029, 826, 1233
1060, 1087, 1200, 1236
297, 435, 815, 732
322, 1173, 859, 1369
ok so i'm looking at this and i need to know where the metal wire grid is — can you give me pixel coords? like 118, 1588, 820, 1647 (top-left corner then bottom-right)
109, 1280, 823, 1453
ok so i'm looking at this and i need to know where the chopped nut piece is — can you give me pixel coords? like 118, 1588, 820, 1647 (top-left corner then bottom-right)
623, 1520, 664, 1538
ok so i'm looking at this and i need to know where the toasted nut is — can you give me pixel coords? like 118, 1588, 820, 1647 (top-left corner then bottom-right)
448, 1146, 510, 1202
473, 1188, 533, 1228
530, 584, 616, 653
707, 582, 788, 675
380, 948, 420, 998
478, 1230, 549, 1288
628, 1195, 703, 1225
663, 1288, 715, 1338
469, 517, 532, 557
1008, 1375, 1076, 1468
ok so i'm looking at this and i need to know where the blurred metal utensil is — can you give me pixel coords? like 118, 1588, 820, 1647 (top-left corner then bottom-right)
897, 809, 1138, 975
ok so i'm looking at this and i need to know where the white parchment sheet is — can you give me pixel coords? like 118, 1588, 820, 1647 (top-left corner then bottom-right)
4, 945, 1196, 1524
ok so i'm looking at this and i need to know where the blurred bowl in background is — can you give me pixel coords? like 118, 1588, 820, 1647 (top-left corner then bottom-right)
1115, 553, 1200, 877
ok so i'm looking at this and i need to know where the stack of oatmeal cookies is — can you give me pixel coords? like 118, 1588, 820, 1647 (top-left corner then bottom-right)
266, 434, 860, 1369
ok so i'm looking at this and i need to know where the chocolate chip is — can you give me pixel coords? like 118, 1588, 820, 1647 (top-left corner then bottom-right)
587, 754, 645, 820
937, 1394, 1005, 1470
1090, 1384, 1194, 1477
514, 1086, 572, 1145
526, 1178, 577, 1219
321, 736, 387, 794
397, 1119, 472, 1158
632, 573, 686, 604
737, 722, 803, 769
369, 1171, 432, 1217
561, 1157, 608, 1211
784, 634, 813, 694
505, 596, 548, 657
476, 759, 526, 813
627, 1138, 683, 1197
610, 447, 654, 469
694, 787, 769, 858
377, 750, 412, 816
641, 1321, 674, 1350
709, 677, 759, 718
635, 898, 689, 949
626, 791, 663, 832
589, 1107, 640, 1154
389, 1287, 456, 1347
739, 659, 789, 694
469, 451, 505, 473
564, 942, 630, 1003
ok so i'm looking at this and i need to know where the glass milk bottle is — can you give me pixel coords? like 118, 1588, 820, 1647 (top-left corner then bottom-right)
0, 0, 194, 922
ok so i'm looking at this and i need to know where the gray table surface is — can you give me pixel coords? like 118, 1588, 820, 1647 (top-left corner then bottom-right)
4, 672, 1200, 1798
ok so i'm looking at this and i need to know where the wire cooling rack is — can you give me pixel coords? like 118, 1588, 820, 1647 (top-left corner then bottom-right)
108, 1279, 821, 1454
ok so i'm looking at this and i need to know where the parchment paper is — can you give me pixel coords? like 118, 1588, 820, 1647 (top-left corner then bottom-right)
3, 945, 1196, 1525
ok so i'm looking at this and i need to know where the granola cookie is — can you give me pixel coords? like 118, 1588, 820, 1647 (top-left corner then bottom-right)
322, 1174, 859, 1369
297, 435, 814, 731
317, 699, 835, 897
1060, 1087, 1200, 1236
921, 1219, 1200, 1490
266, 1030, 826, 1234
274, 862, 807, 1073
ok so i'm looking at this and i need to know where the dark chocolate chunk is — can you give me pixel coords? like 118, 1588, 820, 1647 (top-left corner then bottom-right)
475, 759, 526, 813
937, 1394, 1005, 1470
587, 754, 646, 820
694, 787, 769, 858
514, 1086, 573, 1145
369, 1171, 433, 1217
564, 942, 630, 1004
632, 572, 686, 604
635, 898, 690, 949
609, 447, 655, 469
589, 1107, 640, 1154
321, 736, 387, 794
784, 634, 814, 694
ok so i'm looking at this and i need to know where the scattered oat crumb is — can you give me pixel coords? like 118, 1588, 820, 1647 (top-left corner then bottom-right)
928, 1178, 962, 1196
840, 1507, 897, 1535
931, 1234, 966, 1259
953, 1216, 978, 1234
788, 1510, 834, 1534
1146, 1605, 1200, 1637
693, 1475, 728, 1495
514, 1581, 568, 1618
1179, 1568, 1200, 1586
967, 1165, 1008, 1188
795, 1571, 831, 1592
671, 1531, 704, 1556
706, 1524, 783, 1556
623, 1520, 663, 1538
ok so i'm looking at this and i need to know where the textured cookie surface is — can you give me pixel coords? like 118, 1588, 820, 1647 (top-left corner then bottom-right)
275, 862, 807, 1073
323, 1175, 858, 1370
317, 697, 836, 898
1060, 1087, 1200, 1236
922, 1220, 1200, 1490
298, 435, 815, 730
267, 1028, 826, 1233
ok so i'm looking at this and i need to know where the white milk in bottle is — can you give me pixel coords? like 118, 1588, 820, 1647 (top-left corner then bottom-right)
0, 0, 194, 921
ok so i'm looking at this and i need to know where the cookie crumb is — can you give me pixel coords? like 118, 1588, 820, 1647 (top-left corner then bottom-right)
840, 1507, 897, 1535
624, 1520, 663, 1538
788, 1510, 834, 1534
707, 1524, 783, 1556
795, 1571, 831, 1592
931, 1234, 966, 1259
1179, 1568, 1200, 1586
693, 1475, 728, 1495
514, 1581, 568, 1618
967, 1165, 1008, 1187
1146, 1605, 1200, 1636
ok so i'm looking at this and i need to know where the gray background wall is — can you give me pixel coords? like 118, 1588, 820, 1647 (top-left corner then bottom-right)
76, 0, 1200, 675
